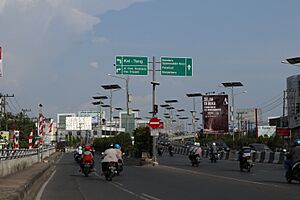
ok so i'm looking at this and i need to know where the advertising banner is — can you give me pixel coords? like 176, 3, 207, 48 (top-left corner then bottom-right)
66, 117, 92, 131
258, 126, 276, 137
203, 95, 229, 133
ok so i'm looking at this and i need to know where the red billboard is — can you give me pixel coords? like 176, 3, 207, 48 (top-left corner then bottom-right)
203, 95, 229, 134
276, 127, 290, 136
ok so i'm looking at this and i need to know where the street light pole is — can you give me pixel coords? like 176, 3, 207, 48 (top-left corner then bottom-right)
107, 74, 130, 133
101, 84, 121, 136
221, 82, 243, 149
186, 93, 202, 141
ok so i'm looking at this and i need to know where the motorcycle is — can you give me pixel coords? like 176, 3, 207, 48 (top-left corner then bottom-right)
239, 156, 253, 172
74, 153, 82, 164
104, 162, 117, 181
169, 150, 174, 157
209, 152, 219, 163
116, 159, 123, 176
82, 162, 92, 177
189, 154, 200, 167
285, 161, 300, 183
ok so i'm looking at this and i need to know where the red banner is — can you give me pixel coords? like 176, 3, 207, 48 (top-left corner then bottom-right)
276, 127, 290, 136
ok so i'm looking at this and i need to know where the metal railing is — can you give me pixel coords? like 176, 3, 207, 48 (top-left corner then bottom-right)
0, 147, 55, 160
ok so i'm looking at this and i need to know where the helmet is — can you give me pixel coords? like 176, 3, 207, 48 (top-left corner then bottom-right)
78, 146, 82, 149
212, 142, 216, 146
294, 139, 300, 146
85, 145, 91, 151
109, 144, 114, 148
114, 143, 121, 149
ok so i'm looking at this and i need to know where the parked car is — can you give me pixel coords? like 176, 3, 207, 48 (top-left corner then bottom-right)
249, 143, 273, 153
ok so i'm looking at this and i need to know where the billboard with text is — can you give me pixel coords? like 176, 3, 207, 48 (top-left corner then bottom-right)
203, 95, 229, 133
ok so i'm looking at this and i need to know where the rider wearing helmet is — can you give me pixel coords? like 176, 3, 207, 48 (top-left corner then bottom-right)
114, 143, 123, 161
80, 144, 94, 172
101, 144, 118, 174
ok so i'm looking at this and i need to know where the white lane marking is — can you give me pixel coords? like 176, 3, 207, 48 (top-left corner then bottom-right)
35, 169, 56, 200
94, 172, 153, 200
109, 182, 150, 200
158, 165, 284, 188
141, 193, 161, 200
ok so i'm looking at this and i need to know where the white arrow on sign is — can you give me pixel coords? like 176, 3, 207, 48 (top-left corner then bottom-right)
116, 58, 122, 64
187, 65, 191, 70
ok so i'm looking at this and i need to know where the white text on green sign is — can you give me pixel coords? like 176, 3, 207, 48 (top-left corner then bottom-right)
160, 57, 193, 76
115, 56, 148, 75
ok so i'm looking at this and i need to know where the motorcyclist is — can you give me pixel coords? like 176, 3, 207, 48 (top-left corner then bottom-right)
101, 144, 118, 174
168, 144, 174, 156
114, 143, 124, 174
188, 144, 202, 165
80, 144, 94, 172
285, 139, 300, 177
74, 145, 83, 161
238, 144, 252, 163
209, 142, 218, 161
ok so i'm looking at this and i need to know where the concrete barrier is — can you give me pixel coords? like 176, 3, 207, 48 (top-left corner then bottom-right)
228, 150, 238, 161
263, 152, 271, 163
0, 147, 56, 177
273, 152, 281, 164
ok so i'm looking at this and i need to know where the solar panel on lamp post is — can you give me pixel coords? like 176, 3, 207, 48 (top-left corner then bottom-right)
186, 93, 202, 141
221, 82, 243, 149
101, 84, 121, 136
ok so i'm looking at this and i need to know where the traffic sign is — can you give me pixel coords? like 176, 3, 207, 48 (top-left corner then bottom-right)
148, 117, 161, 129
115, 56, 148, 75
160, 57, 193, 76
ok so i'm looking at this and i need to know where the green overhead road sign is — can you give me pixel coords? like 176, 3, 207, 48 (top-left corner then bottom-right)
115, 56, 148, 75
160, 57, 193, 76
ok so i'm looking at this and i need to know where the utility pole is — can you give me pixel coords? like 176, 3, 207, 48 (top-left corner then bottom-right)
282, 90, 286, 127
0, 94, 14, 130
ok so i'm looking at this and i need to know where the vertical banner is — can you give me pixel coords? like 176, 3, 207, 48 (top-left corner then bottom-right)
203, 94, 229, 134
13, 130, 20, 149
0, 46, 3, 77
28, 129, 33, 149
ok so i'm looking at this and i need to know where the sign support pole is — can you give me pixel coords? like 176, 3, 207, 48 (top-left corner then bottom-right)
151, 56, 158, 165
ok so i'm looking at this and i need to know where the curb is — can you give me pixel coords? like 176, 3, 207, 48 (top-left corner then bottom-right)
0, 152, 61, 200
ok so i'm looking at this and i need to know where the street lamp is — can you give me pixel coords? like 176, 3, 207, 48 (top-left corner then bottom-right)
92, 95, 108, 135
221, 82, 243, 149
282, 57, 300, 66
186, 93, 202, 139
101, 84, 121, 136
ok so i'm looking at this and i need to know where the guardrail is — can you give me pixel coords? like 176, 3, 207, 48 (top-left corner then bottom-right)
0, 148, 38, 160
159, 145, 285, 164
0, 147, 57, 177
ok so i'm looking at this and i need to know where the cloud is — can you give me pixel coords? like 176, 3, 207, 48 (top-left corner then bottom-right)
89, 62, 99, 69
0, 0, 148, 118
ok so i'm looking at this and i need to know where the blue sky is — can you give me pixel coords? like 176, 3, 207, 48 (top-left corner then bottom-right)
0, 0, 300, 124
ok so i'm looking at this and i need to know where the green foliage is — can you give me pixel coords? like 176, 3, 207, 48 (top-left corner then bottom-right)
1, 112, 36, 148
92, 132, 133, 154
133, 127, 152, 158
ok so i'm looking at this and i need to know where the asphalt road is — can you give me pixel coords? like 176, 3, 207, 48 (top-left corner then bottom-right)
37, 152, 300, 200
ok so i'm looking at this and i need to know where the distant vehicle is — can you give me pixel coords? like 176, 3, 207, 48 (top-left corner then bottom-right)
207, 140, 230, 152
158, 139, 170, 146
184, 141, 195, 148
56, 141, 66, 152
249, 143, 273, 153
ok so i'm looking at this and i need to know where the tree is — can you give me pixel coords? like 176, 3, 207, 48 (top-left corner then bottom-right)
133, 127, 152, 158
